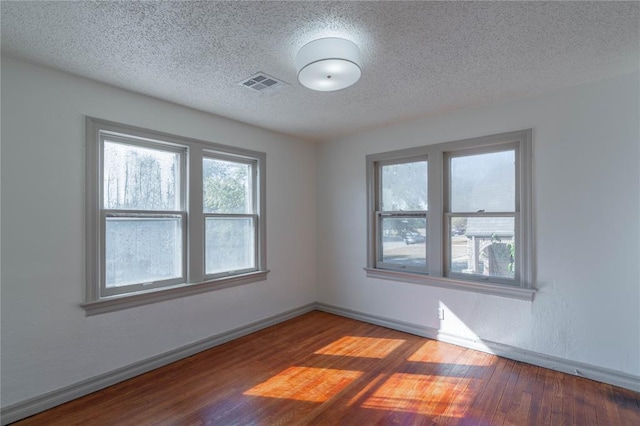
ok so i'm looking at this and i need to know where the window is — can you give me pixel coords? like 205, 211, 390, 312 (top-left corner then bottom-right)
376, 157, 428, 274
84, 118, 267, 314
102, 138, 186, 297
203, 155, 257, 277
366, 130, 534, 300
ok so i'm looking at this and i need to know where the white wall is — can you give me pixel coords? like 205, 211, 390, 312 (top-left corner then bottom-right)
2, 55, 638, 412
0, 57, 317, 406
317, 71, 640, 377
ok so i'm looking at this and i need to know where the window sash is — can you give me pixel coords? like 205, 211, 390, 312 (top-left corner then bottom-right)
202, 152, 257, 215
202, 152, 259, 279
444, 142, 520, 214
443, 212, 519, 285
101, 211, 188, 297
374, 155, 429, 274
376, 155, 428, 213
375, 212, 428, 274
99, 132, 187, 297
100, 133, 187, 211
443, 143, 520, 285
204, 213, 259, 279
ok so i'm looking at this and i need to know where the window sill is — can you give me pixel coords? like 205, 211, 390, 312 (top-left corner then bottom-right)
364, 268, 535, 301
81, 270, 270, 316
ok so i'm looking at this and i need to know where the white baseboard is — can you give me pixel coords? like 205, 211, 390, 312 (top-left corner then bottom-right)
0, 303, 316, 425
315, 302, 640, 393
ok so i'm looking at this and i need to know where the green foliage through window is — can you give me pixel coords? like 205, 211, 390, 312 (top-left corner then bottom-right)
203, 158, 251, 214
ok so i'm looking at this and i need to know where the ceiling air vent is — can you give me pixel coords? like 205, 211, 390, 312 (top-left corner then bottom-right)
239, 72, 288, 94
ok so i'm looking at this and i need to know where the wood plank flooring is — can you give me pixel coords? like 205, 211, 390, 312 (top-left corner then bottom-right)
12, 311, 640, 425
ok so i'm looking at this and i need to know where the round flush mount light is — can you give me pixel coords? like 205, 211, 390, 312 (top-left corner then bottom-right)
295, 37, 361, 92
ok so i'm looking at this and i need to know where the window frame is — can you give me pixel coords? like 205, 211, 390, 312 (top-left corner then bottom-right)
444, 142, 520, 286
202, 151, 259, 280
374, 155, 429, 274
83, 117, 268, 315
100, 135, 188, 297
365, 129, 535, 301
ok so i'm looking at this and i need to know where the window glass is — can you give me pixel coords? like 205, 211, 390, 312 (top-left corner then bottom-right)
450, 150, 514, 213
203, 158, 252, 214
381, 161, 428, 211
448, 216, 515, 278
103, 141, 180, 211
380, 217, 427, 269
205, 217, 255, 274
105, 216, 182, 287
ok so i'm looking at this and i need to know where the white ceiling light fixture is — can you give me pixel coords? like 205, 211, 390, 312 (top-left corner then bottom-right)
295, 37, 361, 92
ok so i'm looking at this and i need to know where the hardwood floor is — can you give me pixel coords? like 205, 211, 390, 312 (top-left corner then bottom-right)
13, 311, 640, 425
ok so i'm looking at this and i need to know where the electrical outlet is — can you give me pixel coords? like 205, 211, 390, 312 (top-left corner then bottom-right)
437, 308, 445, 320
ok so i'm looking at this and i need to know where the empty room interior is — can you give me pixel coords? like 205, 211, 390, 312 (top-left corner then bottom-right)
1, 1, 639, 425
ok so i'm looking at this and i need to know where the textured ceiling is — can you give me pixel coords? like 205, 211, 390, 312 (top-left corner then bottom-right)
2, 1, 638, 142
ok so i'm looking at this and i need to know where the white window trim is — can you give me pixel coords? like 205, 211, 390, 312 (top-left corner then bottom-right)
365, 129, 535, 300
83, 117, 268, 315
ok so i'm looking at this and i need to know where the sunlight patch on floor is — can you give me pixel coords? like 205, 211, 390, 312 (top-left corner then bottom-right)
407, 340, 451, 362
361, 373, 471, 417
244, 366, 362, 402
314, 336, 405, 359
408, 340, 491, 366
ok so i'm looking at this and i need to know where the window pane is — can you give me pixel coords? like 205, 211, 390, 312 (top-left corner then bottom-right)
449, 216, 515, 278
380, 217, 427, 269
203, 158, 252, 214
106, 217, 183, 287
381, 161, 427, 211
450, 150, 514, 212
206, 217, 255, 274
103, 141, 180, 211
